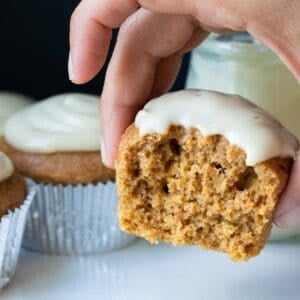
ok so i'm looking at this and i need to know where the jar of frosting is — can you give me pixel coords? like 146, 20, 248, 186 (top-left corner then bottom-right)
186, 33, 300, 241
186, 33, 300, 139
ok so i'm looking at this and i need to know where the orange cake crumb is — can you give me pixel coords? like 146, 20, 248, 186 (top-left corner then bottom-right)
116, 125, 292, 261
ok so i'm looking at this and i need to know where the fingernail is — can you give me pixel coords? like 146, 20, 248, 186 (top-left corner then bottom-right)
274, 206, 300, 228
100, 135, 108, 166
68, 52, 75, 82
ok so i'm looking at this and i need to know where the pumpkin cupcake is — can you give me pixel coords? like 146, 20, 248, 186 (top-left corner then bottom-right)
116, 90, 298, 261
0, 152, 34, 289
1, 93, 135, 255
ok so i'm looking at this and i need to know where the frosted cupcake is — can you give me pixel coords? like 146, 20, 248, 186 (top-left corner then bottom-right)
0, 152, 34, 289
1, 93, 135, 255
116, 90, 298, 261
0, 92, 33, 136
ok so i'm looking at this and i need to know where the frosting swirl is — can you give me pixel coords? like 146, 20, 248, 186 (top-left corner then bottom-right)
0, 92, 33, 135
4, 93, 101, 153
0, 152, 14, 182
135, 90, 299, 166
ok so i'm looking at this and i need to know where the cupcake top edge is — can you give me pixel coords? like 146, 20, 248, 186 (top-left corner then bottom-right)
0, 152, 14, 182
4, 93, 101, 153
135, 89, 299, 166
0, 92, 34, 136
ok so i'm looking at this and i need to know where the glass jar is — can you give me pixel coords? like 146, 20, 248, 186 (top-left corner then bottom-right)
186, 33, 300, 241
186, 33, 300, 139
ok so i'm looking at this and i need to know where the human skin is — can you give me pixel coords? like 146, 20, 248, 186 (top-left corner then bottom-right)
69, 0, 300, 228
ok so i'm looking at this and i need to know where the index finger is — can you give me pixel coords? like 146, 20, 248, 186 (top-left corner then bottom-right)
69, 0, 196, 83
69, 0, 139, 83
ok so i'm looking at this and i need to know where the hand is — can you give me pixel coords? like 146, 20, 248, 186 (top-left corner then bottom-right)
69, 0, 300, 228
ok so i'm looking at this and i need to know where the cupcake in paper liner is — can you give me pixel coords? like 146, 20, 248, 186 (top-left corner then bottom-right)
1, 93, 136, 255
0, 152, 35, 290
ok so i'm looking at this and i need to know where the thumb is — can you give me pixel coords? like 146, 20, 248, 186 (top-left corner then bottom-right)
274, 155, 300, 228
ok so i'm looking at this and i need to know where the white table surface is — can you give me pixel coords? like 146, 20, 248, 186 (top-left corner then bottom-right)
2, 239, 300, 300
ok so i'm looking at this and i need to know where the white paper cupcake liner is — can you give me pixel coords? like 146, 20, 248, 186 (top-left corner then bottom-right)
0, 186, 35, 290
22, 180, 136, 255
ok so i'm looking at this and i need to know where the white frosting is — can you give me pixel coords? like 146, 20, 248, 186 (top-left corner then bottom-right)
0, 152, 14, 182
135, 90, 299, 165
4, 93, 100, 153
0, 92, 34, 135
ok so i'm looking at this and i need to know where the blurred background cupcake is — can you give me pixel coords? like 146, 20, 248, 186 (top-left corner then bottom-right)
1, 93, 136, 255
0, 152, 34, 290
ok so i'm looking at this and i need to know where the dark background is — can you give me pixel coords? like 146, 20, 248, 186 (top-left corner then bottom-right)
0, 1, 189, 100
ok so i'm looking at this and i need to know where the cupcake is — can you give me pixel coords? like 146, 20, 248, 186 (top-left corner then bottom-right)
116, 90, 298, 261
1, 93, 135, 255
0, 92, 33, 136
0, 152, 34, 289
